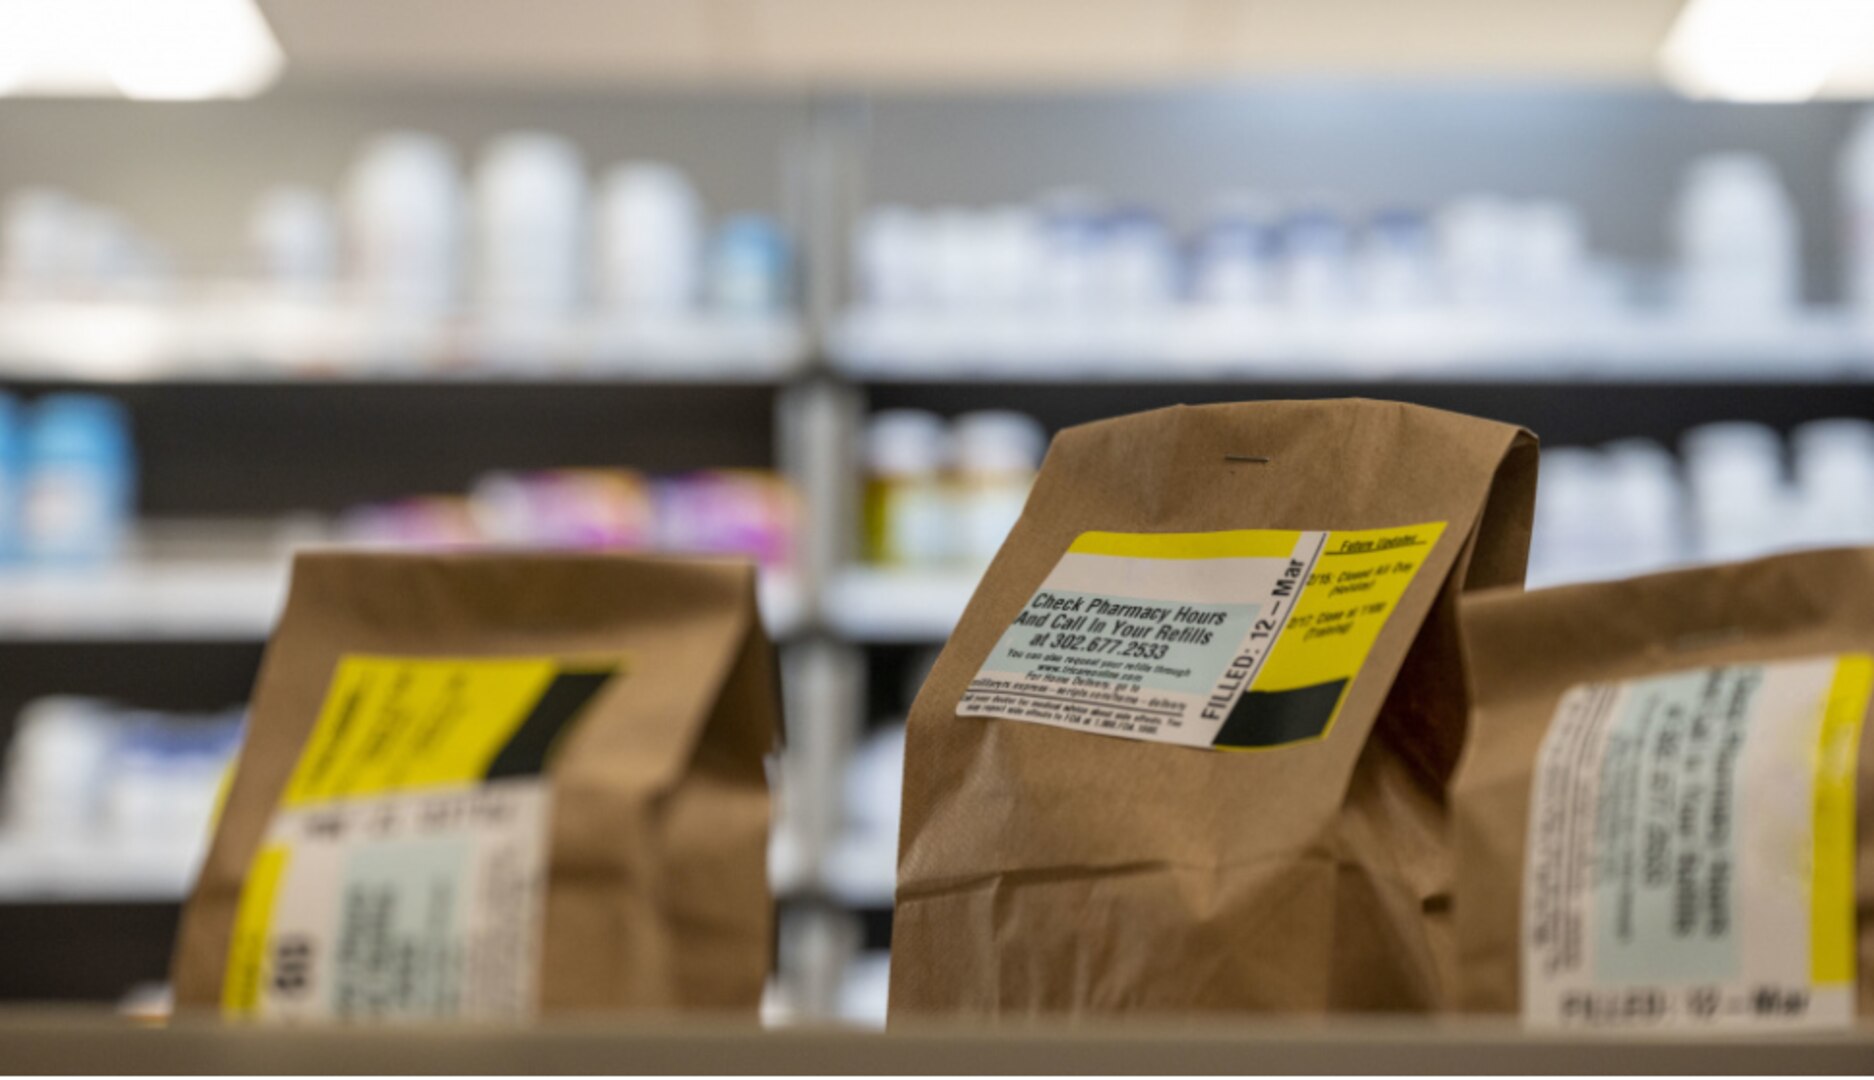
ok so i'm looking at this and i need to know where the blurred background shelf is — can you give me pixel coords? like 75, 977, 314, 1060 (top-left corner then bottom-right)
0, 567, 278, 640
0, 303, 807, 383
0, 841, 200, 903
0, 557, 807, 641
820, 567, 977, 643
853, 378, 1874, 448
830, 310, 1874, 382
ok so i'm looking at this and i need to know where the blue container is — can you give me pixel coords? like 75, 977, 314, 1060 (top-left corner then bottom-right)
0, 393, 22, 564
708, 215, 792, 318
24, 394, 135, 567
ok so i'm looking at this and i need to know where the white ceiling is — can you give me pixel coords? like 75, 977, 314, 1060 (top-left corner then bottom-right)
256, 0, 1691, 90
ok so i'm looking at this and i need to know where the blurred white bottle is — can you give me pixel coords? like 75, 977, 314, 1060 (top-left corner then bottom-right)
2, 188, 77, 298
951, 410, 1047, 565
475, 132, 589, 319
927, 207, 983, 312
69, 207, 162, 297
597, 162, 703, 318
1839, 106, 1874, 326
1191, 192, 1279, 311
976, 205, 1042, 310
862, 410, 953, 567
247, 185, 337, 302
2, 698, 116, 843
1672, 154, 1800, 323
1681, 421, 1791, 561
853, 205, 930, 312
1357, 208, 1439, 313
835, 952, 892, 1028
342, 131, 464, 315
1791, 417, 1874, 548
1032, 189, 1104, 314
1438, 194, 1518, 313
1601, 438, 1690, 576
1281, 206, 1355, 316
843, 725, 906, 842
1095, 207, 1178, 312
1528, 447, 1612, 587
823, 723, 907, 904
104, 712, 242, 852
1510, 200, 1589, 314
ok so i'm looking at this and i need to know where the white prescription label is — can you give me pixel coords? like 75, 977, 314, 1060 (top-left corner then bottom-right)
235, 782, 550, 1021
1523, 655, 1868, 1029
958, 523, 1444, 750
222, 654, 619, 1021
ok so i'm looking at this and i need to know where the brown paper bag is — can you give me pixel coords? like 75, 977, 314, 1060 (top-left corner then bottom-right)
1454, 548, 1874, 1029
171, 551, 780, 1020
891, 399, 1538, 1017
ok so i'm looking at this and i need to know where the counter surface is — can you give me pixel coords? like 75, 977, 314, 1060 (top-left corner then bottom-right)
1, 1010, 1872, 1074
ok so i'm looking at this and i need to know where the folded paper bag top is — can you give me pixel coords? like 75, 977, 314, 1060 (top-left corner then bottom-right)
1454, 547, 1874, 1030
171, 551, 781, 1020
890, 399, 1538, 1017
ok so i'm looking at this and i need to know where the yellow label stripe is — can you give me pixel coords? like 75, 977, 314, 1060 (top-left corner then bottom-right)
282, 656, 573, 806
1068, 530, 1302, 560
222, 843, 289, 1015
1813, 654, 1869, 986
